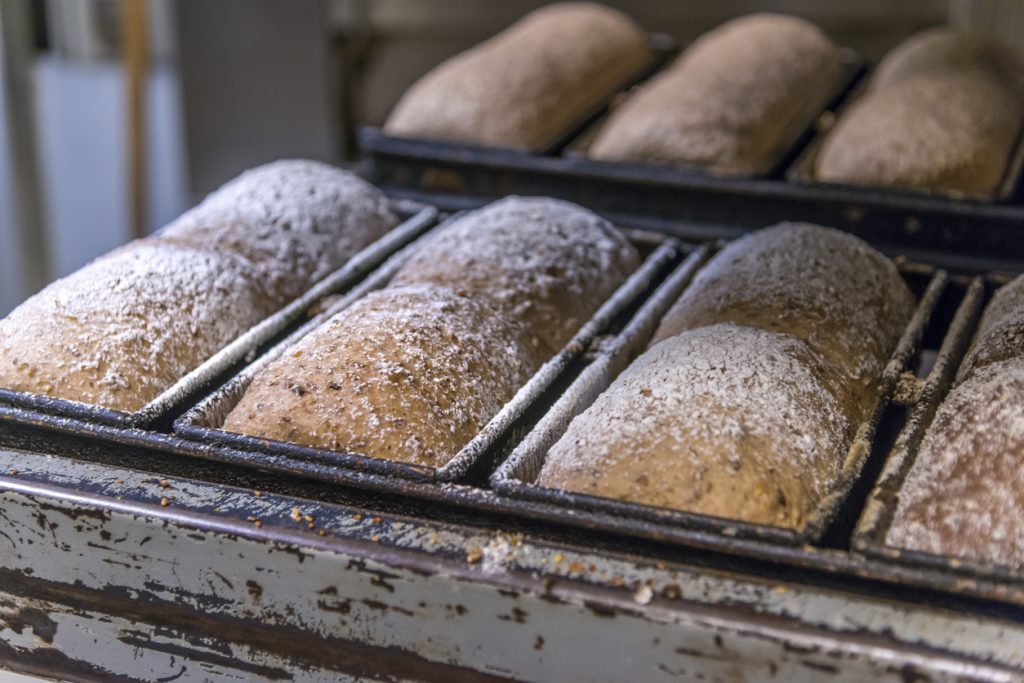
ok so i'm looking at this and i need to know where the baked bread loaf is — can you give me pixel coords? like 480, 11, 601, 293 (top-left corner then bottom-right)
537, 324, 850, 527
390, 196, 640, 352
958, 273, 1024, 382
0, 160, 398, 410
0, 240, 276, 411
164, 159, 398, 303
383, 3, 651, 151
651, 223, 915, 421
223, 285, 544, 467
887, 359, 1024, 567
588, 14, 840, 175
815, 30, 1024, 197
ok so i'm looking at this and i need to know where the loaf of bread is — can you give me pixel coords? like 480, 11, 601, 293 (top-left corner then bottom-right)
0, 160, 398, 411
958, 274, 1024, 382
390, 196, 640, 352
164, 160, 399, 303
887, 359, 1024, 567
538, 222, 914, 527
383, 3, 651, 151
651, 223, 915, 421
815, 30, 1024, 197
538, 324, 850, 527
588, 14, 841, 175
224, 196, 640, 466
223, 285, 544, 467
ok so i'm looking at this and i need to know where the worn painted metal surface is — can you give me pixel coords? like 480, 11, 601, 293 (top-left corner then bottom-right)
1, 448, 1022, 682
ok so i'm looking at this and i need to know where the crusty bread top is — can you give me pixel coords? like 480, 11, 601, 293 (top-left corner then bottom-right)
165, 160, 398, 303
958, 273, 1024, 382
870, 28, 1024, 93
887, 359, 1024, 567
390, 196, 639, 352
588, 13, 840, 174
538, 323, 849, 527
0, 239, 275, 411
383, 2, 651, 150
651, 222, 914, 419
223, 284, 543, 467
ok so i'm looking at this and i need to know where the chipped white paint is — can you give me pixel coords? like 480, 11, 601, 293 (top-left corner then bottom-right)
0, 448, 1022, 681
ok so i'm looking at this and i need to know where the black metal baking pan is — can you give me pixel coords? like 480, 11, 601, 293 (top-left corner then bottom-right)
174, 223, 691, 484
0, 201, 438, 431
852, 273, 1024, 593
17, 249, 1024, 613
786, 75, 1024, 203
489, 255, 947, 547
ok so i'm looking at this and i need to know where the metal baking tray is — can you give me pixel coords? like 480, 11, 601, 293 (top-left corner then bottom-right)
490, 256, 947, 547
362, 44, 862, 183
174, 223, 689, 484
852, 272, 1024, 597
367, 33, 676, 161
786, 75, 1024, 203
18, 248, 1024, 615
562, 48, 864, 179
0, 201, 438, 431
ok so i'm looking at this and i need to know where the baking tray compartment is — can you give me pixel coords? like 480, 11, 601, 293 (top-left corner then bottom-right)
852, 272, 1024, 598
786, 76, 1024, 203
0, 201, 439, 431
174, 222, 690, 484
491, 257, 947, 548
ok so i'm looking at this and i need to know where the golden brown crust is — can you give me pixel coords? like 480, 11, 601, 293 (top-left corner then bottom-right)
589, 13, 840, 174
383, 2, 651, 151
223, 285, 544, 467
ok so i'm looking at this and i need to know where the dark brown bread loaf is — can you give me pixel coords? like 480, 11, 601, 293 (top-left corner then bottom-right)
538, 324, 849, 527
390, 196, 640, 353
815, 30, 1024, 197
223, 285, 544, 467
887, 359, 1024, 567
383, 3, 651, 151
589, 14, 840, 175
0, 161, 397, 411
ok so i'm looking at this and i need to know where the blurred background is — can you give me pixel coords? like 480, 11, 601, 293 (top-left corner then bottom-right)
0, 0, 1020, 315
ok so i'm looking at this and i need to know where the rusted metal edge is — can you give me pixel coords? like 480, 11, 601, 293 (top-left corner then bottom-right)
0, 200, 438, 430
2, 448, 1024, 676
